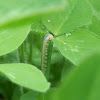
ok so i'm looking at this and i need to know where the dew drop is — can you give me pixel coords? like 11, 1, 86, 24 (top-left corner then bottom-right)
36, 29, 38, 32
64, 42, 66, 44
68, 32, 71, 35
66, 33, 68, 36
66, 32, 71, 37
71, 48, 79, 52
47, 31, 49, 33
48, 20, 51, 22
53, 44, 55, 47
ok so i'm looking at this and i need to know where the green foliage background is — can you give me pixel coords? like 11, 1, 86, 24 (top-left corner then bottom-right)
0, 0, 100, 100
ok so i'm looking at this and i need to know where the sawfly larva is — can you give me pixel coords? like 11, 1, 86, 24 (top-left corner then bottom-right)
41, 34, 54, 74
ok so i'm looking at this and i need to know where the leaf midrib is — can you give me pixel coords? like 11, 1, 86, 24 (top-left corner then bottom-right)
55, 0, 78, 35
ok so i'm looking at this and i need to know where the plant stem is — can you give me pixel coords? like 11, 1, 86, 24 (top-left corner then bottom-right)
18, 43, 25, 63
17, 41, 26, 95
0, 56, 4, 64
29, 32, 33, 64
45, 41, 53, 80
16, 49, 20, 63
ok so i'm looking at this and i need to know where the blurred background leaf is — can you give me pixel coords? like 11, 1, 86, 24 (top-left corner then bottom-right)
20, 91, 38, 100
53, 52, 100, 100
0, 0, 100, 100
0, 0, 65, 27
0, 0, 65, 56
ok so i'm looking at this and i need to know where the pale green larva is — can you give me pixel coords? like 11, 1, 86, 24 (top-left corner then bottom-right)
41, 34, 54, 74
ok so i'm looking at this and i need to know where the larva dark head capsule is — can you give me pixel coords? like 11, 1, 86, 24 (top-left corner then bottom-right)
48, 34, 54, 40
44, 34, 54, 41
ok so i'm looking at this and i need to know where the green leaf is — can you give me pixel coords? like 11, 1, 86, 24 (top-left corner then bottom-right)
0, 0, 65, 56
31, 23, 50, 36
88, 0, 100, 12
42, 0, 92, 35
51, 49, 63, 64
0, 24, 30, 56
53, 53, 100, 100
88, 16, 100, 38
0, 64, 50, 92
54, 29, 100, 65
87, 0, 100, 38
0, 0, 65, 27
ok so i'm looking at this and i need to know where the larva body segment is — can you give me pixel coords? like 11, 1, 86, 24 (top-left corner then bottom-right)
41, 34, 54, 74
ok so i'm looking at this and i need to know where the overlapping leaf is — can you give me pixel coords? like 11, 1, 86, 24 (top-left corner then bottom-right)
0, 64, 50, 92
87, 0, 100, 38
0, 0, 65, 56
41, 0, 95, 64
53, 53, 100, 100
42, 0, 92, 35
0, 24, 30, 56
53, 29, 100, 65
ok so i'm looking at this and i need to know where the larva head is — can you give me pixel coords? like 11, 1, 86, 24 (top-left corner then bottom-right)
48, 34, 54, 40
45, 34, 54, 40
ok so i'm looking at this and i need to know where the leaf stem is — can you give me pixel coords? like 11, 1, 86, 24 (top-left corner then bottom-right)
29, 32, 33, 64
0, 56, 4, 64
55, 33, 66, 38
18, 43, 25, 63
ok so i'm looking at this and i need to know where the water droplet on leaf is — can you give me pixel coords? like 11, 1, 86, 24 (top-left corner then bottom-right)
48, 20, 51, 22
53, 44, 55, 47
36, 29, 38, 32
71, 48, 79, 52
64, 42, 66, 44
47, 31, 49, 33
66, 32, 71, 37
